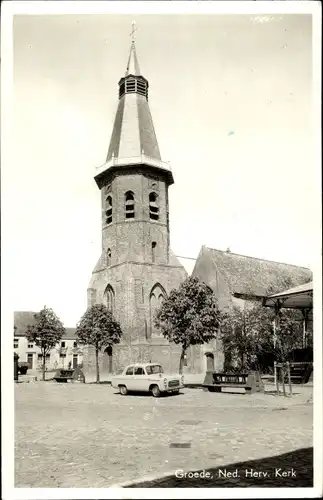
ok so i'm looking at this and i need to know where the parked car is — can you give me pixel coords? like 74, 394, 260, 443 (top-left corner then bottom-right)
111, 363, 184, 397
18, 362, 29, 375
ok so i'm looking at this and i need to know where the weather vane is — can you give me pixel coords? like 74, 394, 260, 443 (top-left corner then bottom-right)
130, 20, 137, 42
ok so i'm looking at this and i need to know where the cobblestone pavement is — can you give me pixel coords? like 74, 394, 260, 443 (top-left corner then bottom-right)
15, 383, 313, 488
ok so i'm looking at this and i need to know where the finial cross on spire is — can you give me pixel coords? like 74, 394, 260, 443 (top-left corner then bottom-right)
130, 20, 137, 42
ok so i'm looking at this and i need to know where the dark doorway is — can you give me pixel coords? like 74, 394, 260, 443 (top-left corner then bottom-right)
104, 345, 113, 373
73, 354, 78, 369
205, 352, 214, 371
27, 353, 33, 369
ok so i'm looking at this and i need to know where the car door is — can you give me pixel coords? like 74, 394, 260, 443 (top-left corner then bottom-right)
134, 366, 146, 391
124, 366, 134, 390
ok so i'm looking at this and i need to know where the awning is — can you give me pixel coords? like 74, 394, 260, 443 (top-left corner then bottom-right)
263, 281, 313, 310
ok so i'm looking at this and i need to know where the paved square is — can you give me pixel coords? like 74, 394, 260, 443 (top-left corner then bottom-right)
15, 382, 313, 487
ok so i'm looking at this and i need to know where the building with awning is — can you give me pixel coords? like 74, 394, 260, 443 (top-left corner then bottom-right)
262, 281, 313, 348
262, 281, 313, 310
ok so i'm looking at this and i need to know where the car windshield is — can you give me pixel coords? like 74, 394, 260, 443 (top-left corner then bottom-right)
146, 365, 163, 375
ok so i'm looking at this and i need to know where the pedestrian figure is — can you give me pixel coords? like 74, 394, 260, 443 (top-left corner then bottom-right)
68, 361, 72, 369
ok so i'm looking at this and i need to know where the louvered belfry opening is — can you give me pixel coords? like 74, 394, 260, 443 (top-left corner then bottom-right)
118, 75, 148, 100
149, 192, 159, 220
125, 191, 135, 219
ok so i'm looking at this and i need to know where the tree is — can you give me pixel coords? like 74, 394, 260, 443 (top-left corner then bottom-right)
76, 304, 123, 383
274, 309, 303, 361
221, 303, 273, 371
220, 302, 303, 372
154, 277, 223, 374
25, 306, 65, 381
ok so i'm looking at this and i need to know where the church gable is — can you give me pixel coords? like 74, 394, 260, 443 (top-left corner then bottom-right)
193, 246, 312, 304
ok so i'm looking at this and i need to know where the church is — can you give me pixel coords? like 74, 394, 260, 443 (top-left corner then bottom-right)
83, 36, 188, 375
82, 36, 312, 377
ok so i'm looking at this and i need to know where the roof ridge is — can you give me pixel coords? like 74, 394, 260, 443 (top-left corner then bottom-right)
205, 246, 312, 271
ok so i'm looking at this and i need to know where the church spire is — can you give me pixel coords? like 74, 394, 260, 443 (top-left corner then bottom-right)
125, 21, 141, 76
94, 24, 173, 187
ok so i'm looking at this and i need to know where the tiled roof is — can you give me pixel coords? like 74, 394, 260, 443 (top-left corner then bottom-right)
14, 311, 76, 339
14, 311, 36, 336
205, 247, 312, 297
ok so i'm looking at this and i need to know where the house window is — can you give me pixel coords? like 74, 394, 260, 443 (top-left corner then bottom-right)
125, 191, 135, 219
14, 338, 19, 348
107, 248, 111, 266
73, 341, 77, 348
59, 353, 66, 358
149, 192, 159, 220
151, 241, 157, 263
106, 196, 112, 224
38, 354, 50, 359
61, 341, 66, 348
28, 343, 34, 349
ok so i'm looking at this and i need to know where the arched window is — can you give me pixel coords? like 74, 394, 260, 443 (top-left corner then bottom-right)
106, 196, 112, 225
149, 283, 166, 337
151, 241, 157, 263
149, 192, 159, 221
107, 248, 111, 267
125, 191, 135, 219
104, 285, 115, 314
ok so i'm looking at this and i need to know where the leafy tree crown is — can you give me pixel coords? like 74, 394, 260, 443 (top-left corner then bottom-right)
154, 277, 223, 348
76, 304, 122, 350
25, 306, 65, 353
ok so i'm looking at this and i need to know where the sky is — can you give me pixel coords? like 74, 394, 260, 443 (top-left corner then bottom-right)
4, 7, 320, 326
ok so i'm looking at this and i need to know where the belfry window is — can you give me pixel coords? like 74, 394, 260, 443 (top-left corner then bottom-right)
151, 242, 156, 263
149, 192, 159, 221
107, 248, 111, 266
126, 78, 136, 93
106, 196, 112, 225
125, 191, 135, 219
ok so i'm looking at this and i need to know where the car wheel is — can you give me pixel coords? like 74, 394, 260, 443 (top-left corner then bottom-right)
119, 385, 128, 396
173, 389, 180, 395
151, 385, 161, 397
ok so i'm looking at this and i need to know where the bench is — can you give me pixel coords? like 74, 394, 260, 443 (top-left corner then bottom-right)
53, 369, 74, 383
202, 371, 264, 394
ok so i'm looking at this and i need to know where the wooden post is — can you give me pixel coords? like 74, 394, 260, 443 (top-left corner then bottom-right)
287, 361, 292, 396
302, 309, 309, 349
274, 361, 279, 395
281, 363, 286, 397
273, 319, 277, 349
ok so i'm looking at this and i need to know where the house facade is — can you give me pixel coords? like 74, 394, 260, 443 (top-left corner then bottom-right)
14, 312, 83, 371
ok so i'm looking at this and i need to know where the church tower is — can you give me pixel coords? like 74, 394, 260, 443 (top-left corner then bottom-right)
85, 30, 187, 375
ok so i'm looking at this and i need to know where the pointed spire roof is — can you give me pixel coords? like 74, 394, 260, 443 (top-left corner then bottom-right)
125, 40, 141, 76
94, 25, 173, 187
